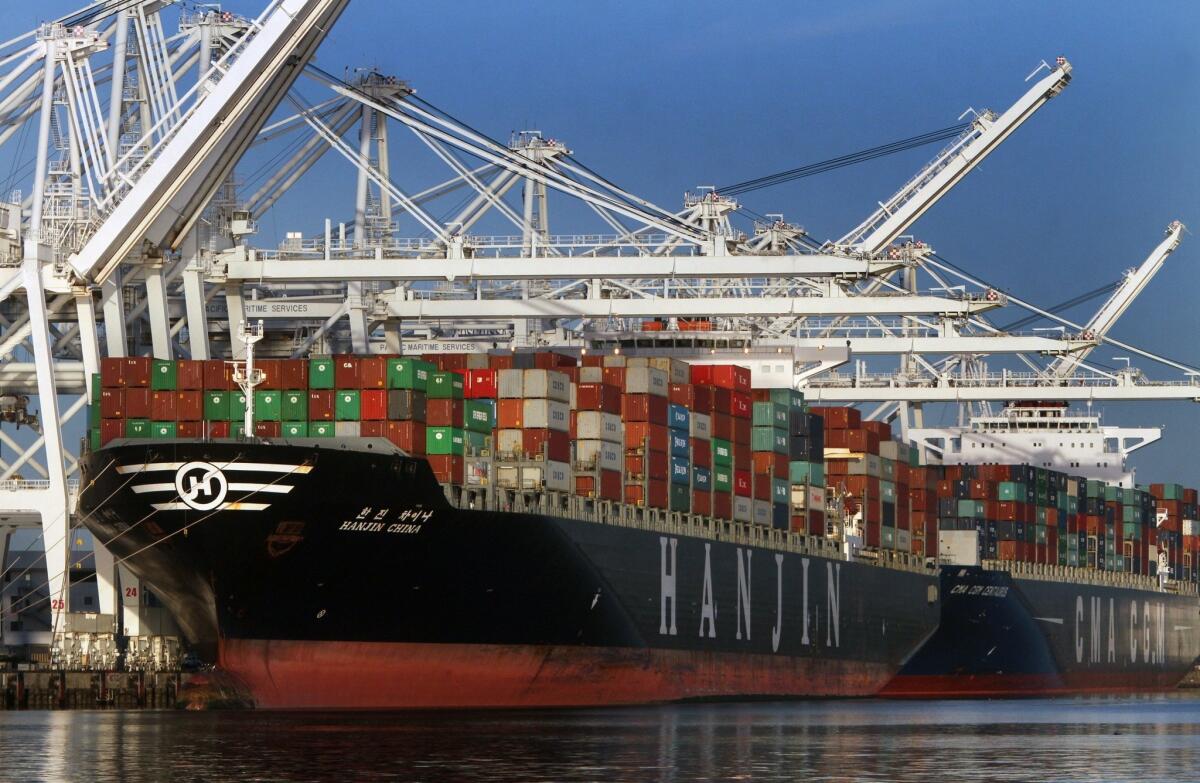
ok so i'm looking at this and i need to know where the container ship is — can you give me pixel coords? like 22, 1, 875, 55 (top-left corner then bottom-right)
884, 402, 1200, 696
77, 351, 1199, 707
78, 351, 940, 709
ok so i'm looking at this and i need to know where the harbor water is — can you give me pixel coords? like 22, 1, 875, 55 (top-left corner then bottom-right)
1, 696, 1198, 782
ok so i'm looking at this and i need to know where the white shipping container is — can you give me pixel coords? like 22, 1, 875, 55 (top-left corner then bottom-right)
602, 355, 627, 368
689, 413, 711, 440
733, 495, 753, 522
752, 500, 771, 526
523, 399, 571, 432
522, 369, 571, 402
897, 529, 912, 552
335, 421, 360, 437
496, 429, 524, 455
497, 369, 524, 398
878, 441, 899, 461
865, 454, 882, 478
577, 439, 622, 471
576, 411, 622, 442
466, 461, 489, 486
579, 366, 604, 384
521, 460, 571, 492
791, 485, 826, 509
569, 381, 576, 410
625, 366, 668, 396
497, 465, 520, 489
465, 354, 489, 369
647, 356, 690, 384
1184, 519, 1199, 536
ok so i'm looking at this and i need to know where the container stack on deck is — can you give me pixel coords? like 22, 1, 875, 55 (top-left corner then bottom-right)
88, 350, 1199, 584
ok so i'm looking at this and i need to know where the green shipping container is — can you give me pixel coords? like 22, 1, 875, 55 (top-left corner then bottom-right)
669, 482, 690, 512
151, 421, 177, 439
751, 402, 789, 428
426, 371, 464, 399
90, 373, 101, 403
309, 421, 334, 438
254, 390, 282, 421
712, 438, 733, 467
756, 388, 804, 411
281, 392, 307, 421
713, 467, 733, 492
229, 392, 247, 421
89, 428, 101, 452
772, 478, 789, 505
426, 426, 464, 455
204, 391, 228, 420
151, 359, 177, 390
386, 358, 434, 391
750, 426, 787, 454
125, 418, 150, 438
881, 459, 895, 480
335, 390, 361, 420
789, 460, 825, 486
957, 499, 984, 518
464, 430, 489, 454
282, 421, 308, 438
309, 356, 335, 389
997, 482, 1024, 501
463, 400, 496, 433
880, 480, 896, 503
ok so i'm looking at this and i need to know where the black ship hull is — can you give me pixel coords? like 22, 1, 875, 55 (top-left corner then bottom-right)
884, 565, 1200, 696
78, 439, 940, 708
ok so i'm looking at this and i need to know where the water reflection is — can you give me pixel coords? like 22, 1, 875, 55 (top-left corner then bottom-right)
0, 696, 1197, 782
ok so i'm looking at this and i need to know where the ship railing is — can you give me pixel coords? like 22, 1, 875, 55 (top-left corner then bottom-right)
981, 559, 1195, 593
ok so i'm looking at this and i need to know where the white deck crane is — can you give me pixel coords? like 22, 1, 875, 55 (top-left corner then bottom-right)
838, 57, 1072, 255
1049, 220, 1185, 379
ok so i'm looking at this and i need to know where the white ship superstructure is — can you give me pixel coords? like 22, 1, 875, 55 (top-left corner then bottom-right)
908, 401, 1159, 486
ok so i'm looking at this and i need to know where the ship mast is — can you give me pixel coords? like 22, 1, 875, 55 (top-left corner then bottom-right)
232, 320, 265, 439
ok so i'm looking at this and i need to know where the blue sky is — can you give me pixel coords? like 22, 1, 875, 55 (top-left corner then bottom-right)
15, 0, 1200, 484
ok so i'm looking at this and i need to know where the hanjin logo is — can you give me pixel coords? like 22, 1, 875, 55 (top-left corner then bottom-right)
174, 462, 228, 511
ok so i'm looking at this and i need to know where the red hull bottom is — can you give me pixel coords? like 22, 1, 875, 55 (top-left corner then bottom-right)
219, 639, 897, 709
882, 671, 1188, 699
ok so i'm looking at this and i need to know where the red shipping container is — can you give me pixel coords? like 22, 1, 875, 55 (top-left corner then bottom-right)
625, 422, 668, 453
497, 399, 524, 429
175, 360, 204, 390
602, 367, 625, 389
523, 428, 570, 462
99, 389, 124, 418
575, 470, 622, 501
809, 406, 861, 430
281, 359, 309, 390
255, 421, 281, 438
100, 419, 124, 445
711, 412, 733, 442
360, 357, 387, 390
825, 428, 878, 454
207, 421, 230, 438
732, 417, 751, 446
100, 357, 126, 388
625, 478, 668, 509
385, 421, 426, 453
177, 421, 201, 438
864, 520, 881, 548
203, 359, 233, 390
752, 474, 773, 502
428, 455, 464, 484
360, 421, 386, 438
710, 387, 732, 415
689, 489, 710, 516
125, 388, 151, 418
689, 364, 750, 391
488, 353, 515, 370
122, 357, 151, 388
808, 510, 825, 537
790, 515, 807, 534
692, 439, 712, 468
622, 393, 668, 424
577, 383, 621, 413
734, 470, 752, 498
863, 420, 893, 440
308, 391, 334, 420
730, 391, 752, 420
426, 399, 464, 427
625, 450, 668, 479
361, 390, 387, 421
461, 368, 497, 399
176, 391, 203, 422
668, 383, 693, 408
713, 491, 732, 520
998, 540, 1019, 561
333, 356, 360, 388
257, 359, 281, 390
150, 391, 176, 421
733, 442, 751, 466
692, 384, 713, 415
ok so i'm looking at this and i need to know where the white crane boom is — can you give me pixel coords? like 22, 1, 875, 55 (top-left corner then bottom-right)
1050, 220, 1185, 378
67, 0, 350, 285
839, 57, 1072, 255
